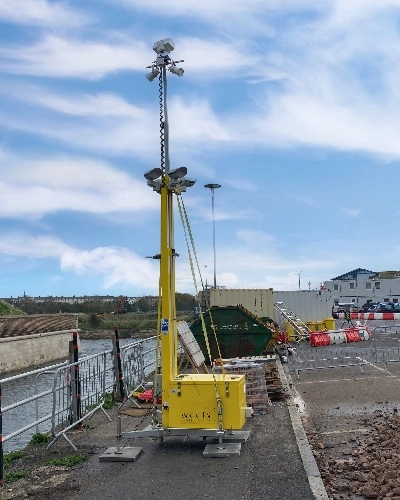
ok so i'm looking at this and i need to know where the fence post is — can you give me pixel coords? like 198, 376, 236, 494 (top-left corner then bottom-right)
113, 327, 125, 401
0, 383, 3, 487
70, 332, 82, 428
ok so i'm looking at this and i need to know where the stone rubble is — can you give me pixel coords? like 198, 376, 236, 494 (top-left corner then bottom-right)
308, 410, 400, 500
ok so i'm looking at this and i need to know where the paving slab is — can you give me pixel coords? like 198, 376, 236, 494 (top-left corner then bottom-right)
99, 446, 143, 462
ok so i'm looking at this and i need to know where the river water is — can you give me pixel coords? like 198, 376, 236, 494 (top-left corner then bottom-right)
1, 338, 145, 453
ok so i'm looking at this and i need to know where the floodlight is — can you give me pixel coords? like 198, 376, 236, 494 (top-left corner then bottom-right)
169, 65, 184, 77
169, 166, 187, 179
144, 168, 163, 181
153, 38, 175, 54
180, 177, 196, 187
147, 179, 162, 192
146, 67, 160, 82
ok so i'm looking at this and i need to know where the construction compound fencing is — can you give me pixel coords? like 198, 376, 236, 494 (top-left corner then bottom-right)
0, 334, 157, 485
287, 323, 400, 379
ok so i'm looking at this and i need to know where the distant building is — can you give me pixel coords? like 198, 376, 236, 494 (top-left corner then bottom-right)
2, 294, 118, 305
1, 294, 158, 307
324, 268, 400, 306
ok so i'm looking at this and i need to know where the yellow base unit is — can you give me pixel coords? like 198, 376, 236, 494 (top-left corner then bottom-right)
166, 374, 247, 430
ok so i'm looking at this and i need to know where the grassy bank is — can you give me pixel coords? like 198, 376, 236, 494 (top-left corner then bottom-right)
78, 312, 193, 332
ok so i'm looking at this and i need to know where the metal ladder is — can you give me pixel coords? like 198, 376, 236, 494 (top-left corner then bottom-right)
274, 301, 311, 341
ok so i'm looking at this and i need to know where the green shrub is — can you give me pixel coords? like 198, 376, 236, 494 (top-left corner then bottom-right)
0, 299, 26, 316
29, 433, 51, 445
78, 311, 192, 332
3, 451, 25, 468
5, 470, 29, 482
103, 392, 115, 409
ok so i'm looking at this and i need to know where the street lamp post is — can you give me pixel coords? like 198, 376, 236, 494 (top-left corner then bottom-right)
204, 183, 221, 289
298, 271, 302, 291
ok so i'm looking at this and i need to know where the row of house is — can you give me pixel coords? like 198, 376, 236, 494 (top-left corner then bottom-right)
1, 294, 158, 307
2, 268, 396, 312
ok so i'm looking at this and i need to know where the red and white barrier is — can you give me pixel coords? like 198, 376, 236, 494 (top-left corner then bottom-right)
310, 326, 371, 346
337, 312, 400, 320
328, 331, 347, 345
310, 332, 330, 347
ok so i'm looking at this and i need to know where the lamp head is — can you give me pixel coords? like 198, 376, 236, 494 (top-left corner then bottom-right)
147, 179, 162, 192
144, 168, 163, 181
204, 183, 221, 190
169, 166, 187, 179
146, 67, 160, 82
169, 65, 184, 77
153, 38, 175, 55
180, 177, 196, 187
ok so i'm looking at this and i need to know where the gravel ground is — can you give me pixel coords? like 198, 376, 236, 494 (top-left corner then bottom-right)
1, 406, 124, 500
286, 321, 400, 499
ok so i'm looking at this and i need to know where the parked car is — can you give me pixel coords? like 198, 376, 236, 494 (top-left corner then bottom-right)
332, 303, 359, 316
367, 302, 396, 312
360, 302, 378, 312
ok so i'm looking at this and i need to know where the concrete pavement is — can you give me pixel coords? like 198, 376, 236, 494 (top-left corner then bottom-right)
64, 361, 328, 500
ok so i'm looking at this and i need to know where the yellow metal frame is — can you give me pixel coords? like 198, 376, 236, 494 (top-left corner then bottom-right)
159, 177, 246, 431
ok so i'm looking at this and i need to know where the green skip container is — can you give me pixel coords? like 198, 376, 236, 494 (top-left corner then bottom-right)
189, 305, 278, 363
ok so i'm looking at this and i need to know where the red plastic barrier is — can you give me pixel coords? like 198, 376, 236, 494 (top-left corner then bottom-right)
344, 328, 361, 343
339, 312, 400, 320
310, 333, 330, 347
137, 389, 161, 404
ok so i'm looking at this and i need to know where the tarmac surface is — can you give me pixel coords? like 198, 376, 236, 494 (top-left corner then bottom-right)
5, 320, 400, 500
64, 364, 324, 500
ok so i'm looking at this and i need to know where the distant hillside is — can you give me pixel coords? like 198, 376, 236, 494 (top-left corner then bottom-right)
0, 299, 26, 316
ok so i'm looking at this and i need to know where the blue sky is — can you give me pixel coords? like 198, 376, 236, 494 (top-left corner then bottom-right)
0, 0, 399, 299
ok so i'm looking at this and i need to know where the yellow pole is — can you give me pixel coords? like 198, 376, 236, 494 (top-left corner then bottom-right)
160, 176, 177, 428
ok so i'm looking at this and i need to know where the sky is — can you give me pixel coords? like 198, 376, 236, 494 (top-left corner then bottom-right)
0, 0, 400, 299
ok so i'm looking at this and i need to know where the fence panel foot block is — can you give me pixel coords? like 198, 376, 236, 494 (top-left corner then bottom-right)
99, 447, 143, 462
203, 442, 241, 457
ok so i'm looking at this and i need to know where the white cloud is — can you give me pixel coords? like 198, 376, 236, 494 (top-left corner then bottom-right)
286, 194, 319, 208
175, 37, 262, 76
340, 208, 361, 218
0, 86, 232, 158
236, 230, 276, 246
0, 34, 263, 81
4, 1, 400, 163
0, 232, 159, 290
223, 178, 259, 193
0, 0, 91, 28
61, 246, 158, 289
4, 85, 147, 119
0, 153, 157, 219
0, 234, 69, 258
0, 35, 149, 79
114, 0, 321, 36
170, 96, 231, 142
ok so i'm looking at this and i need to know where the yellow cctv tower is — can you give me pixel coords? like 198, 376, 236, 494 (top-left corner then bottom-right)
118, 40, 249, 452
146, 163, 247, 431
145, 39, 247, 433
